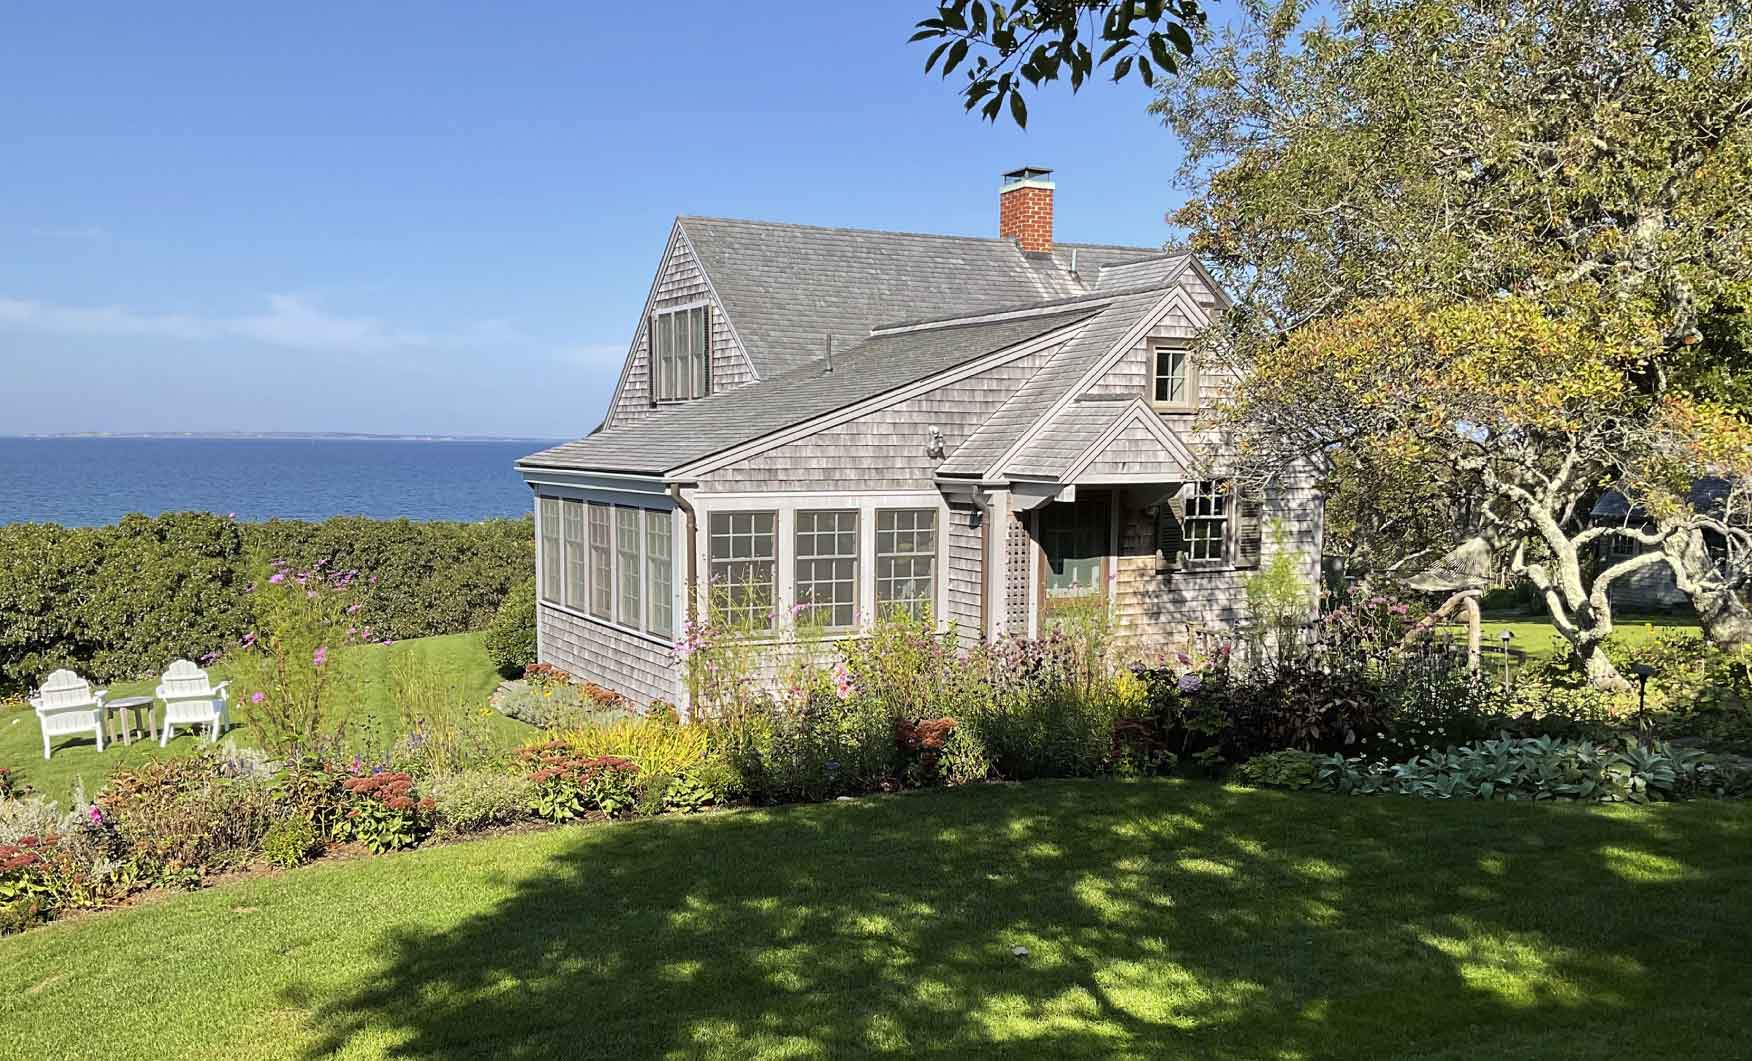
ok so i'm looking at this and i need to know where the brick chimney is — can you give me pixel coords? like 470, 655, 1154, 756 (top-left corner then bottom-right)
999, 166, 1054, 253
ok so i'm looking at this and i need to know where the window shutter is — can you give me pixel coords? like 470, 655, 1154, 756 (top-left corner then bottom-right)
699, 304, 712, 398
647, 314, 659, 407
1235, 487, 1265, 569
1155, 493, 1186, 573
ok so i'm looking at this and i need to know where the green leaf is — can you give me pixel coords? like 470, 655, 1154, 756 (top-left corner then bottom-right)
925, 40, 951, 74
944, 38, 970, 76
1009, 90, 1028, 129
1138, 57, 1154, 86
1114, 55, 1134, 80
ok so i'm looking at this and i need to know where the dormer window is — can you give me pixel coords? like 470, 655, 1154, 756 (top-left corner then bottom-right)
1151, 340, 1196, 410
652, 304, 710, 403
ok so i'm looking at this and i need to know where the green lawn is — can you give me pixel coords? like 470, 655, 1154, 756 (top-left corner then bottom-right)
1432, 613, 1702, 685
3, 780, 1749, 1059
1, 632, 532, 802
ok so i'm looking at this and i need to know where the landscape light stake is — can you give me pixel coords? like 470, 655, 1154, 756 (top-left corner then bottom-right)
1630, 663, 1657, 740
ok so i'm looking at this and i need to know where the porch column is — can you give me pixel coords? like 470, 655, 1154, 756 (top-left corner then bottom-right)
984, 487, 1010, 640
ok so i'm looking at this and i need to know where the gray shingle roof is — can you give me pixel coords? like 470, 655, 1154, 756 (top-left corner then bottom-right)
937, 288, 1174, 478
519, 308, 1100, 476
1004, 401, 1134, 479
678, 216, 1163, 377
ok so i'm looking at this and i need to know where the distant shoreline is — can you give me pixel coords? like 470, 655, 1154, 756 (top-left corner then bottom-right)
4, 432, 564, 443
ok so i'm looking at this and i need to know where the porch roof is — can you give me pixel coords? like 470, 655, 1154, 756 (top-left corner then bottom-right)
1001, 397, 1196, 484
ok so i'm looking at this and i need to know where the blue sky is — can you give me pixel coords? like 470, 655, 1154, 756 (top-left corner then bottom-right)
1, 2, 1191, 438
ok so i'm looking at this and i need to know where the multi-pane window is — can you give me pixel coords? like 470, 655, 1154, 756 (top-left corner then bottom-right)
561, 499, 587, 609
795, 510, 859, 629
646, 510, 673, 639
615, 507, 642, 627
587, 503, 613, 619
1184, 480, 1229, 564
709, 511, 776, 629
1152, 343, 1193, 406
876, 509, 937, 620
652, 305, 709, 402
538, 498, 562, 603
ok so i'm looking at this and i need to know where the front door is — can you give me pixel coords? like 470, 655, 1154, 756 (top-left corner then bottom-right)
1039, 491, 1110, 620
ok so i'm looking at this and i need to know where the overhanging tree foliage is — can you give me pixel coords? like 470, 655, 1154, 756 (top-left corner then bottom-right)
912, 0, 1205, 126
1152, 0, 1752, 685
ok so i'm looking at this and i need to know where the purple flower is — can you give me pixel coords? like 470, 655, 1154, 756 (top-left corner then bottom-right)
241, 632, 258, 648
346, 602, 363, 614
1177, 673, 1203, 694
250, 691, 265, 705
88, 805, 104, 825
312, 646, 328, 668
268, 572, 287, 585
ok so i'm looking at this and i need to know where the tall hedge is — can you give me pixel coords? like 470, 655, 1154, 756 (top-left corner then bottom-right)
0, 513, 533, 694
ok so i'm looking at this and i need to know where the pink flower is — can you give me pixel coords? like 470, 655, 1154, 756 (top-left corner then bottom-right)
88, 805, 104, 825
312, 646, 328, 668
267, 572, 286, 585
346, 602, 363, 614
250, 691, 265, 705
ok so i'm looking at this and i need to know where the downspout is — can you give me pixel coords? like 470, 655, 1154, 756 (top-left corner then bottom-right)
668, 482, 699, 717
668, 482, 699, 621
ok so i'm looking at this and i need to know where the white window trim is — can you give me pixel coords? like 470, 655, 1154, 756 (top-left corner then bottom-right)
1149, 339, 1198, 412
693, 491, 951, 640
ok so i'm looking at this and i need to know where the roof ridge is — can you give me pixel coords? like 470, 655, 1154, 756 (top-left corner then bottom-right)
677, 214, 1161, 254
870, 282, 1180, 333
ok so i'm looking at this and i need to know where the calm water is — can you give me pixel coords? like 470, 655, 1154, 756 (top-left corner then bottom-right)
0, 438, 558, 526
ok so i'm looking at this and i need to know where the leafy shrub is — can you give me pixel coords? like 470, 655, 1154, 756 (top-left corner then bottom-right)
956, 681, 1121, 780
0, 513, 532, 695
484, 577, 538, 677
100, 753, 279, 879
1235, 750, 1322, 790
275, 757, 350, 840
895, 717, 957, 785
940, 724, 991, 784
334, 772, 435, 853
427, 769, 534, 834
1318, 736, 1748, 803
261, 816, 321, 868
521, 742, 642, 821
0, 766, 21, 800
724, 693, 900, 803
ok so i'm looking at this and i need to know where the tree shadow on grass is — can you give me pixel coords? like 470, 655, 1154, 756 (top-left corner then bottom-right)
296, 781, 1752, 1059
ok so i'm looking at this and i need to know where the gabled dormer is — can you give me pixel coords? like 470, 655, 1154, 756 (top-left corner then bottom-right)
603, 223, 758, 430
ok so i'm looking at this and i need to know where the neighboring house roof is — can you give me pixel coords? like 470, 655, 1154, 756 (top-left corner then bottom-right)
1590, 478, 1733, 522
519, 308, 1100, 477
677, 216, 1164, 377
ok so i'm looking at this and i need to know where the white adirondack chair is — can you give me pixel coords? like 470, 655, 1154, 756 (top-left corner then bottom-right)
28, 670, 107, 759
156, 660, 231, 746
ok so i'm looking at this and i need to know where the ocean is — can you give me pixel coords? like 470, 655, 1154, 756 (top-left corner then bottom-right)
0, 438, 558, 527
